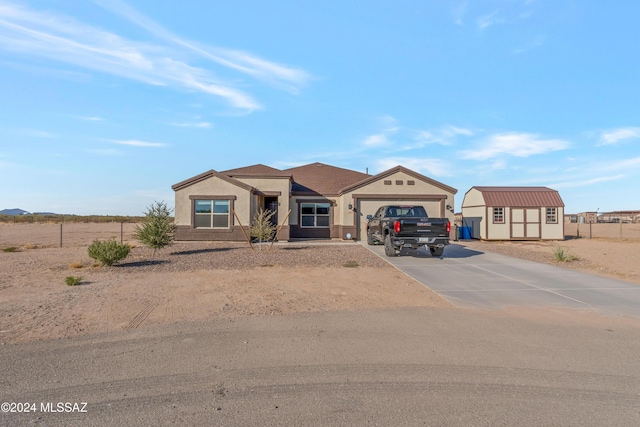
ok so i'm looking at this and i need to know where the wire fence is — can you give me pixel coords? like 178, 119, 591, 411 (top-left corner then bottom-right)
0, 223, 140, 248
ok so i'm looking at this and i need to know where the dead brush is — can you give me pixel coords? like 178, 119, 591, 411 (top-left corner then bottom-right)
68, 261, 84, 269
24, 243, 37, 249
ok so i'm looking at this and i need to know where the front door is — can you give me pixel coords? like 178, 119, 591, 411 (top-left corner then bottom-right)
264, 197, 279, 227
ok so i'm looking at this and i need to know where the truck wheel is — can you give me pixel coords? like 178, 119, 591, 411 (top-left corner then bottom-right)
384, 234, 398, 257
429, 246, 444, 257
367, 230, 375, 245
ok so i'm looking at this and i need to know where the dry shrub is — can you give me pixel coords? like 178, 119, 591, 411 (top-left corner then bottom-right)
24, 243, 37, 249
68, 261, 84, 269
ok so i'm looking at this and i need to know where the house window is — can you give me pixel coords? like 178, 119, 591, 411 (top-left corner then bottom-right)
493, 207, 504, 224
300, 203, 330, 228
546, 207, 557, 224
384, 180, 392, 185
194, 200, 230, 228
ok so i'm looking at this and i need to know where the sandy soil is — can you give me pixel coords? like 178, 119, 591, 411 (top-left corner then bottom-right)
1, 223, 638, 345
460, 237, 640, 285
0, 226, 450, 344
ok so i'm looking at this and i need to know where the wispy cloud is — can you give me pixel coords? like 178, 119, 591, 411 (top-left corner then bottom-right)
113, 139, 166, 147
377, 157, 453, 177
459, 132, 569, 160
17, 129, 57, 138
412, 125, 474, 147
549, 174, 625, 189
512, 35, 546, 54
546, 156, 640, 188
79, 116, 104, 121
599, 127, 640, 145
170, 122, 212, 128
363, 134, 389, 147
452, 1, 468, 26
362, 117, 473, 151
87, 148, 123, 156
0, 1, 309, 111
92, 0, 310, 93
477, 11, 501, 30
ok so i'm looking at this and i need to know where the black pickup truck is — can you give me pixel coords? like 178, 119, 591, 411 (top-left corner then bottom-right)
366, 205, 451, 257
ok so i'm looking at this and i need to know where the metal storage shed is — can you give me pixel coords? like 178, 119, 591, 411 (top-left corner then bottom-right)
461, 186, 565, 240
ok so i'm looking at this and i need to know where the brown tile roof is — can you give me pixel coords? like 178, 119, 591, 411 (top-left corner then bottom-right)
284, 162, 369, 195
221, 164, 289, 177
472, 186, 564, 207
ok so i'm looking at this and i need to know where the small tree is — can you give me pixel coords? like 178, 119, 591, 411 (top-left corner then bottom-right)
249, 208, 277, 249
134, 201, 177, 257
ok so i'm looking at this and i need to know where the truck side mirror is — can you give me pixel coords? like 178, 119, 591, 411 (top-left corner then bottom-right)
366, 215, 373, 221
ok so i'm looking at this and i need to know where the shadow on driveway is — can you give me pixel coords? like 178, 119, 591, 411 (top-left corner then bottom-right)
393, 243, 484, 259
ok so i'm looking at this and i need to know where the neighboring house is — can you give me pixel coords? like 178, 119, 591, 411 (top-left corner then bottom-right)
172, 162, 457, 241
461, 186, 565, 240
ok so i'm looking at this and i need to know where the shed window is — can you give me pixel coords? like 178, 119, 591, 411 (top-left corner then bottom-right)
493, 207, 504, 224
546, 207, 557, 224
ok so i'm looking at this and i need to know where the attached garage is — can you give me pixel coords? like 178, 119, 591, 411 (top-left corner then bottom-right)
461, 186, 565, 241
339, 166, 457, 241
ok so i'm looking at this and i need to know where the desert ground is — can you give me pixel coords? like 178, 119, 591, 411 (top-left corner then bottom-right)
0, 222, 639, 345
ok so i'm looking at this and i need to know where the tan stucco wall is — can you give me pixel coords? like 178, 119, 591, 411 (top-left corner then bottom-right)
236, 177, 290, 209
344, 171, 456, 224
174, 177, 251, 226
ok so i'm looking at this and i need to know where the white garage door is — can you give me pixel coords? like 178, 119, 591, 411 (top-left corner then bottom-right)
356, 199, 443, 240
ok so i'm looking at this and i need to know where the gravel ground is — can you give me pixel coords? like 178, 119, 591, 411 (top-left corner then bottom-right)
91, 241, 388, 273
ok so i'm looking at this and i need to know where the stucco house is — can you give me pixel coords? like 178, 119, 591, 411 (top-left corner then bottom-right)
461, 186, 565, 240
172, 162, 457, 241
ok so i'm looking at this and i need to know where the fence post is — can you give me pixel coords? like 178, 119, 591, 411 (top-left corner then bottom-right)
121, 222, 124, 244
60, 223, 63, 247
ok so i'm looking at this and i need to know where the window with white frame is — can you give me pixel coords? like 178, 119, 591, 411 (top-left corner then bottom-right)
300, 203, 330, 228
493, 207, 504, 224
194, 199, 230, 228
546, 207, 557, 224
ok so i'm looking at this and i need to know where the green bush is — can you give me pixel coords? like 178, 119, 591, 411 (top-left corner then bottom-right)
2, 246, 18, 252
88, 239, 130, 266
134, 201, 176, 257
553, 246, 578, 262
65, 276, 82, 286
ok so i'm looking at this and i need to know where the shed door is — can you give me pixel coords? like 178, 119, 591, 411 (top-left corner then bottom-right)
511, 208, 541, 239
511, 209, 525, 238
526, 209, 540, 238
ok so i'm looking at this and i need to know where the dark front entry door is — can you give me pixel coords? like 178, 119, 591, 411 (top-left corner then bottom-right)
265, 197, 278, 226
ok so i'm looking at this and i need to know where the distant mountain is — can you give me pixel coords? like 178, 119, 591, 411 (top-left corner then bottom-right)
0, 208, 30, 216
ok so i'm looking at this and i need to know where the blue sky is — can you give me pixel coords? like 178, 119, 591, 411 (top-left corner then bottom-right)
1, 0, 638, 215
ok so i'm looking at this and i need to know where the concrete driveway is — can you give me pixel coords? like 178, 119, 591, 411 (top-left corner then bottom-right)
363, 242, 640, 318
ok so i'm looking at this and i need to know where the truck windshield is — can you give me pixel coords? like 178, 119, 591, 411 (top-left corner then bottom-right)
386, 206, 427, 217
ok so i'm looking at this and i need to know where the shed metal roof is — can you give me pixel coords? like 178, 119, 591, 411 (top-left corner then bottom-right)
472, 186, 564, 208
